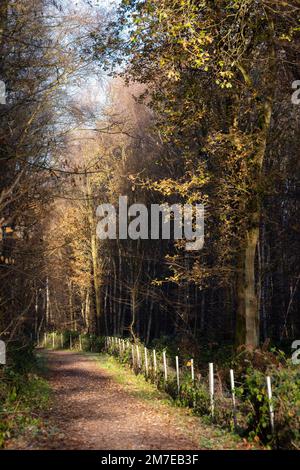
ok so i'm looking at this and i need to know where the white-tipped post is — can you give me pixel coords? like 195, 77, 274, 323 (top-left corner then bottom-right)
60, 332, 63, 349
52, 332, 55, 349
144, 347, 149, 378
266, 376, 275, 433
79, 334, 82, 351
209, 363, 214, 418
131, 344, 135, 369
230, 369, 237, 428
190, 359, 195, 382
131, 344, 135, 370
190, 358, 196, 407
136, 345, 141, 370
163, 350, 168, 384
175, 356, 180, 395
69, 334, 72, 350
153, 349, 157, 377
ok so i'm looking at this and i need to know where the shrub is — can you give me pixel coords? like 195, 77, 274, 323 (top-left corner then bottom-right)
0, 343, 49, 447
234, 355, 300, 449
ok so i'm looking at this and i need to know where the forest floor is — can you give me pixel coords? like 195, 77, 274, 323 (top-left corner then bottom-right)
6, 350, 253, 450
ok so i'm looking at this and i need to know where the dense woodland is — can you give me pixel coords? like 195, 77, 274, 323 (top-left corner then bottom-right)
1, 0, 300, 451
1, 0, 300, 357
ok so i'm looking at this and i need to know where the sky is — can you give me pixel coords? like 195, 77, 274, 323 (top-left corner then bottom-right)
57, 0, 116, 126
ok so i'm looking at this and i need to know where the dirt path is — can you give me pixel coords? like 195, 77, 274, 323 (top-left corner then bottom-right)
31, 350, 201, 450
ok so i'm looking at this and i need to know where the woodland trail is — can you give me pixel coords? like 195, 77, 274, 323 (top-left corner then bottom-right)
8, 350, 249, 450
25, 350, 201, 450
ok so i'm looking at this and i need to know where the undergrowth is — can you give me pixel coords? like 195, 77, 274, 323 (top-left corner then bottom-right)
0, 340, 50, 447
106, 337, 299, 449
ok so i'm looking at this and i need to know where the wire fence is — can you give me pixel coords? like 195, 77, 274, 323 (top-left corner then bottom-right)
39, 332, 277, 441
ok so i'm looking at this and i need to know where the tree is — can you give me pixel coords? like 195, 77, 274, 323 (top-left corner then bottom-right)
97, 0, 300, 348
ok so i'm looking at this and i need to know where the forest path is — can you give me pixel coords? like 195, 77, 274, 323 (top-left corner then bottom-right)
32, 350, 201, 450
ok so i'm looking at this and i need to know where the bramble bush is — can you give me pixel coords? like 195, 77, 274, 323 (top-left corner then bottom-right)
237, 361, 300, 449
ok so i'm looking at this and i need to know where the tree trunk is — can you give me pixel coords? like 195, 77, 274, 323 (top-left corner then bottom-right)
103, 283, 108, 336
146, 300, 154, 345
236, 227, 259, 348
45, 277, 50, 326
85, 289, 92, 332
86, 175, 101, 333
235, 38, 274, 347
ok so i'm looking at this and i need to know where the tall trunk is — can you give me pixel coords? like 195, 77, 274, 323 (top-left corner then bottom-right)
235, 27, 274, 348
118, 247, 123, 335
80, 288, 85, 329
45, 277, 50, 326
146, 300, 154, 345
85, 289, 92, 332
112, 257, 118, 333
236, 97, 273, 348
200, 290, 205, 332
91, 229, 101, 332
68, 281, 74, 330
103, 283, 108, 336
236, 228, 259, 347
193, 286, 197, 336
260, 220, 268, 340
86, 175, 101, 333
129, 286, 137, 341
35, 287, 38, 337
